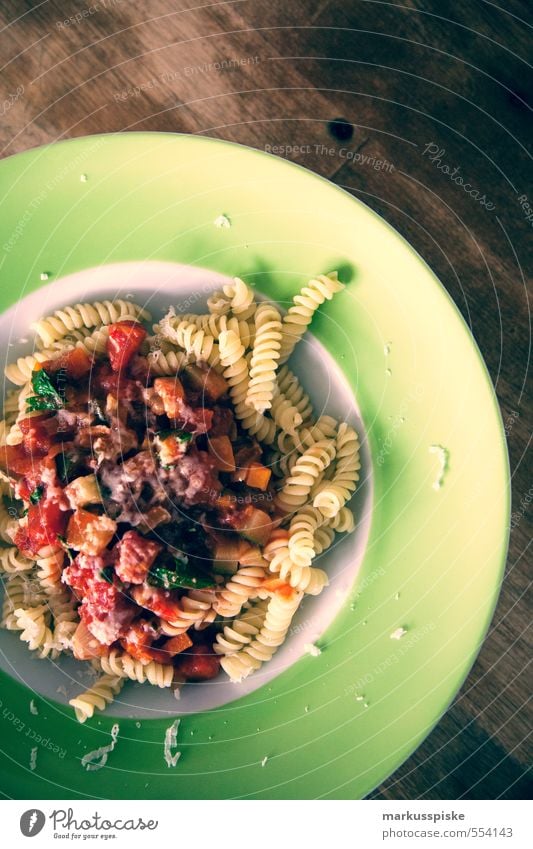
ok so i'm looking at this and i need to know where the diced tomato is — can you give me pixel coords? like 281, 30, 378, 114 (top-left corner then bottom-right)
175, 644, 221, 681
107, 320, 147, 373
91, 362, 140, 401
119, 620, 170, 665
0, 443, 38, 478
63, 553, 107, 596
130, 583, 183, 623
21, 422, 53, 458
115, 530, 162, 584
26, 499, 69, 552
41, 347, 92, 380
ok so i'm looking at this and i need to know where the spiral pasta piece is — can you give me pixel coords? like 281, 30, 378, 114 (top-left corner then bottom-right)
275, 439, 336, 514
277, 364, 314, 424
69, 674, 124, 723
31, 300, 150, 347
98, 650, 174, 688
0, 546, 34, 573
159, 589, 217, 634
245, 303, 282, 413
5, 348, 64, 386
146, 348, 189, 376
220, 591, 303, 682
270, 388, 302, 436
35, 545, 65, 593
14, 605, 58, 658
181, 313, 254, 348
295, 415, 338, 452
218, 330, 276, 444
214, 566, 268, 619
0, 483, 18, 543
266, 448, 298, 479
313, 525, 335, 556
288, 504, 326, 567
327, 506, 356, 533
159, 314, 220, 368
207, 289, 231, 316
313, 423, 360, 518
213, 599, 269, 656
223, 277, 256, 320
1, 573, 28, 628
278, 272, 344, 363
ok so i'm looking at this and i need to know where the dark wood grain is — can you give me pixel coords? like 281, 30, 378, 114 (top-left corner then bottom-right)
0, 0, 531, 800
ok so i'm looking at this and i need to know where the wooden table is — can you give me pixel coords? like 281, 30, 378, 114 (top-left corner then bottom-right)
0, 0, 530, 799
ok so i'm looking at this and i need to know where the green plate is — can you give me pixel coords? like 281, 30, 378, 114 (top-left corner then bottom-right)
0, 134, 509, 799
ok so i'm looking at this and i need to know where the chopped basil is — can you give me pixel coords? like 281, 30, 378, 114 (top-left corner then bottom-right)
148, 556, 215, 590
26, 368, 65, 412
55, 452, 77, 483
156, 429, 192, 443
100, 566, 114, 584
57, 535, 75, 565
29, 485, 44, 505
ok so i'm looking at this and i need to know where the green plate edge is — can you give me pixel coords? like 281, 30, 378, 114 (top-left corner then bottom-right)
0, 133, 510, 800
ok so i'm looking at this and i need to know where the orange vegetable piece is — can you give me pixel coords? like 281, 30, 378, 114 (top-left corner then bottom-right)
208, 435, 236, 472
245, 461, 271, 491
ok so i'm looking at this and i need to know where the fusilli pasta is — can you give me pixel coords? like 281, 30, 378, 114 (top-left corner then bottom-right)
278, 272, 344, 363
245, 303, 282, 413
31, 300, 150, 347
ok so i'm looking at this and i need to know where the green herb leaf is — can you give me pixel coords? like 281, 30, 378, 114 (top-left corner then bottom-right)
100, 566, 114, 584
26, 368, 65, 413
148, 556, 215, 590
29, 485, 44, 505
26, 394, 63, 412
57, 535, 75, 565
156, 429, 193, 443
55, 453, 77, 483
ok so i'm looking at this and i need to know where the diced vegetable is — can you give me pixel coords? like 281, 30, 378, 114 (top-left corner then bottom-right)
106, 320, 147, 372
233, 506, 274, 546
153, 377, 186, 419
245, 461, 271, 491
154, 429, 192, 467
64, 474, 102, 509
208, 435, 236, 472
175, 644, 220, 681
148, 556, 215, 590
212, 537, 245, 574
26, 499, 69, 552
162, 633, 193, 657
182, 364, 228, 402
261, 577, 297, 599
66, 509, 117, 555
55, 451, 80, 484
129, 584, 183, 622
40, 347, 92, 380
